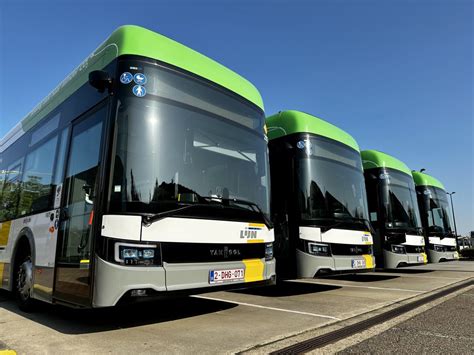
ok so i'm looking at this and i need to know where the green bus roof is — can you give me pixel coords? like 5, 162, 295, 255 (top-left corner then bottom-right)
361, 150, 412, 176
4, 25, 263, 148
265, 110, 360, 152
412, 171, 446, 190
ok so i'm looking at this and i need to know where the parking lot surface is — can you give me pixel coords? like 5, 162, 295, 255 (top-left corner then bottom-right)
340, 286, 474, 354
0, 261, 473, 354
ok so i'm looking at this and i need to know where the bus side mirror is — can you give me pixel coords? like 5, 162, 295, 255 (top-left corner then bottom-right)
89, 70, 114, 94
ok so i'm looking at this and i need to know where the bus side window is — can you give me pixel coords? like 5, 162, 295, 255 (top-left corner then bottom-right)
0, 167, 5, 220
1, 160, 23, 220
52, 128, 70, 186
18, 136, 58, 215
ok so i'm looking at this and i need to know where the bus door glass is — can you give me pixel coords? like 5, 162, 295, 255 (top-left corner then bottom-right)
53, 106, 105, 306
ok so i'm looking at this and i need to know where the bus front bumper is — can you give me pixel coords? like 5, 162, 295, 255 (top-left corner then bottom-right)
383, 250, 428, 269
428, 249, 459, 263
93, 256, 276, 308
296, 250, 375, 278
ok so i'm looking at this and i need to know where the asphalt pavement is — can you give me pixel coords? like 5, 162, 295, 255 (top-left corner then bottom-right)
0, 261, 473, 354
339, 287, 474, 354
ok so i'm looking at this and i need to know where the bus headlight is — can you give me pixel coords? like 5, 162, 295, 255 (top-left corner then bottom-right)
114, 242, 160, 266
434, 245, 446, 252
121, 248, 139, 259
308, 242, 331, 256
391, 245, 406, 254
265, 243, 273, 261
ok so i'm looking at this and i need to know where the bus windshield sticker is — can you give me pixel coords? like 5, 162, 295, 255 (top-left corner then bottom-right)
54, 184, 62, 209
120, 72, 133, 84
132, 85, 146, 97
133, 73, 147, 85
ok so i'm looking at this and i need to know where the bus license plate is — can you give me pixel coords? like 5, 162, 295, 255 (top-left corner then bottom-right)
418, 256, 424, 263
209, 268, 244, 284
352, 259, 366, 269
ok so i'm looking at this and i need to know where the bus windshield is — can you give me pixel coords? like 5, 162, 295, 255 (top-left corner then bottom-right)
381, 170, 421, 232
420, 186, 453, 235
296, 136, 369, 228
108, 61, 270, 220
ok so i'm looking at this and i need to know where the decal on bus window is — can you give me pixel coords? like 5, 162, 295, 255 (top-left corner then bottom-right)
120, 72, 133, 84
132, 85, 146, 97
133, 73, 147, 85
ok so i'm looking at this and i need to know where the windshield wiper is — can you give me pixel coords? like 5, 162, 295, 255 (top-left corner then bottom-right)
142, 202, 214, 226
317, 217, 373, 233
201, 196, 273, 229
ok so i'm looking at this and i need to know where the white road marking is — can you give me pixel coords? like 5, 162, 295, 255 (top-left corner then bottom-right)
191, 295, 341, 320
373, 272, 464, 280
293, 280, 424, 293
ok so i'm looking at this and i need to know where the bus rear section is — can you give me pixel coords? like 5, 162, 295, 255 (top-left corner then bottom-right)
267, 111, 375, 279
362, 150, 427, 269
412, 171, 459, 263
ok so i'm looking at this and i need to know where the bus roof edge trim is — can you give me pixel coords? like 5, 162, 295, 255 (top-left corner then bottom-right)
1, 25, 263, 152
411, 171, 446, 190
361, 149, 412, 176
265, 110, 360, 152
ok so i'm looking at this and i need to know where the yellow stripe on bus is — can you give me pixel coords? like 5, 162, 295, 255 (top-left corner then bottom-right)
0, 221, 12, 246
0, 263, 4, 283
247, 239, 264, 244
362, 254, 374, 269
248, 223, 265, 228
243, 259, 264, 282
80, 259, 90, 264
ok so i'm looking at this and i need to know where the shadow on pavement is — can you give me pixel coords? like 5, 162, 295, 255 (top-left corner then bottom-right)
0, 289, 236, 335
230, 281, 341, 297
319, 273, 400, 282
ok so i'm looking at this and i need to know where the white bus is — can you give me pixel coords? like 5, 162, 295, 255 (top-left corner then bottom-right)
0, 25, 275, 310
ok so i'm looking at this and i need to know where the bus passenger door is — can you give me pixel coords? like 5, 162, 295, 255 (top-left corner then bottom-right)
53, 107, 105, 306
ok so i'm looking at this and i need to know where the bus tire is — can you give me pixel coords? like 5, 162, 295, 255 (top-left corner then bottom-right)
15, 253, 35, 312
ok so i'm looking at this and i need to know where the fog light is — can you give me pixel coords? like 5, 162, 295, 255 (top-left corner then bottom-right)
130, 289, 147, 297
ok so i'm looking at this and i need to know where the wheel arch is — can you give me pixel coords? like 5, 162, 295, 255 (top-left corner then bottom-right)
9, 227, 36, 290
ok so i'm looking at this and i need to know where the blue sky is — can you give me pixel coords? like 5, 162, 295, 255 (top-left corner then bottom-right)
0, 0, 472, 235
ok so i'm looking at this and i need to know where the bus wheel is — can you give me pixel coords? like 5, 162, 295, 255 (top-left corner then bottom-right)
16, 255, 35, 311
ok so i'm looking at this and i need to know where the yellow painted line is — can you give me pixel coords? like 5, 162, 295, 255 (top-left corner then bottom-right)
247, 239, 264, 244
0, 350, 17, 355
248, 223, 265, 228
362, 254, 374, 268
242, 258, 264, 282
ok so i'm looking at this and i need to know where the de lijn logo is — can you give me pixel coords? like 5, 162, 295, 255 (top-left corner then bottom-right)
133, 85, 147, 97
120, 72, 133, 84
